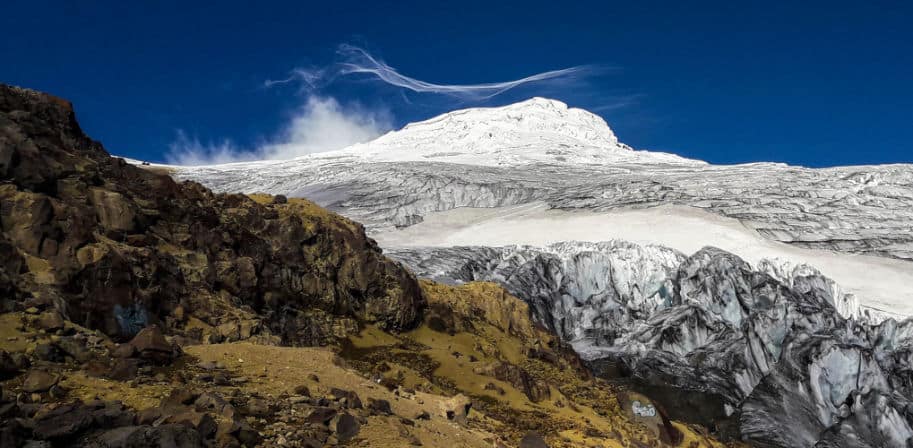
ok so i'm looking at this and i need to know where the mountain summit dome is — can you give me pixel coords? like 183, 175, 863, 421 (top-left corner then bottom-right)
323, 97, 696, 166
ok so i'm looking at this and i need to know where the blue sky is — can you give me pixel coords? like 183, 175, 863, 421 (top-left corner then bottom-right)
2, 0, 911, 166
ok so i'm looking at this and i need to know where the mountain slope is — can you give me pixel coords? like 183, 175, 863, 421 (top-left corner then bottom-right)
170, 97, 913, 447
172, 99, 913, 315
0, 85, 731, 448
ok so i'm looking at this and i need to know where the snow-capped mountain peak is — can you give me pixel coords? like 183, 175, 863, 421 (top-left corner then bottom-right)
392, 96, 621, 148
319, 97, 698, 166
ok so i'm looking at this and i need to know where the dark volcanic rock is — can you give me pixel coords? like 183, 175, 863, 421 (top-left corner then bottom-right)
21, 370, 58, 393
367, 398, 392, 415
519, 431, 548, 448
330, 413, 360, 442
0, 350, 20, 378
32, 403, 95, 440
0, 83, 426, 346
127, 325, 174, 364
87, 424, 204, 448
305, 407, 337, 425
33, 343, 66, 363
329, 388, 363, 409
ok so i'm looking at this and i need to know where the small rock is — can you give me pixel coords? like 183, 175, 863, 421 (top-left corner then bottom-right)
519, 431, 549, 448
136, 407, 163, 425
0, 350, 21, 378
111, 343, 136, 359
244, 398, 272, 417
414, 411, 430, 420
307, 374, 319, 382
198, 361, 222, 371
92, 424, 203, 447
37, 311, 65, 332
289, 396, 309, 405
107, 358, 140, 381
32, 403, 95, 440
22, 370, 58, 393
367, 398, 392, 416
165, 410, 217, 439
33, 343, 66, 363
330, 413, 360, 442
305, 407, 337, 425
293, 385, 311, 397
128, 325, 175, 364
162, 388, 199, 408
330, 388, 362, 409
439, 394, 471, 424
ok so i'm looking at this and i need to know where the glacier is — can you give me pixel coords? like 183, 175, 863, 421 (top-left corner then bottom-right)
386, 242, 913, 446
166, 97, 913, 446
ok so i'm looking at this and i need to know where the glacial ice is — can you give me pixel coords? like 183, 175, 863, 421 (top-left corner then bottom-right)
387, 241, 913, 446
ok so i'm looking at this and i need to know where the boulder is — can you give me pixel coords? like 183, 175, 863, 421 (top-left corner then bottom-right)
37, 311, 65, 332
292, 385, 311, 397
87, 424, 204, 448
33, 343, 66, 363
32, 403, 95, 440
165, 411, 217, 439
440, 394, 472, 423
330, 388, 363, 409
305, 407, 338, 425
22, 370, 58, 393
617, 391, 680, 445
519, 431, 548, 448
329, 413, 360, 442
0, 350, 20, 378
367, 398, 392, 415
128, 326, 174, 364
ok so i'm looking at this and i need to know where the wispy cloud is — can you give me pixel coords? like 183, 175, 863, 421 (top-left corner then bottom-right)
169, 44, 615, 165
265, 44, 602, 101
166, 96, 390, 166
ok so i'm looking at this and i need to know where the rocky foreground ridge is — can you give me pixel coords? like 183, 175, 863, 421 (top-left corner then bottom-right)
0, 86, 727, 447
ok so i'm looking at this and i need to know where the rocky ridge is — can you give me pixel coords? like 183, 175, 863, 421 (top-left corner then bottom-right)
0, 83, 424, 345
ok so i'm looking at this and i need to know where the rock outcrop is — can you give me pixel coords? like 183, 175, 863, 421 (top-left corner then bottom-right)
0, 84, 425, 345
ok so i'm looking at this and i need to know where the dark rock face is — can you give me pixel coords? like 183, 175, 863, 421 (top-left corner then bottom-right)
0, 84, 425, 345
519, 431, 548, 448
481, 362, 550, 403
86, 425, 204, 448
329, 413, 360, 442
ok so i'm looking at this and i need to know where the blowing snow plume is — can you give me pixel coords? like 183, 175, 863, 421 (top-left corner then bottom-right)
166, 96, 390, 166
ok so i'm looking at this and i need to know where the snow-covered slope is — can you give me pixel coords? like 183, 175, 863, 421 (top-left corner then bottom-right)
372, 203, 913, 319
321, 97, 697, 166
166, 97, 913, 447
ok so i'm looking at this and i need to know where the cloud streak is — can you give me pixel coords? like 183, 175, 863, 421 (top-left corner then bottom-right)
265, 44, 600, 101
